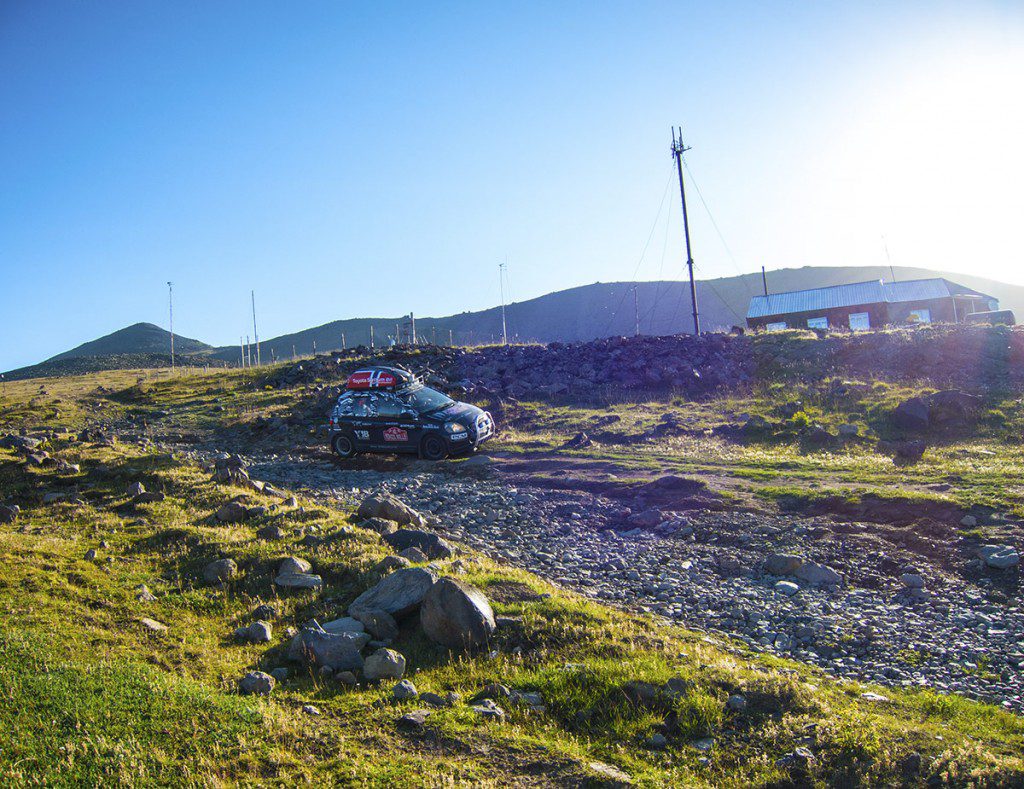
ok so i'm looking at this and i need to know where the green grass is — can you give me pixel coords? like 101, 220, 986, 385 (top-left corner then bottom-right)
0, 431, 1021, 786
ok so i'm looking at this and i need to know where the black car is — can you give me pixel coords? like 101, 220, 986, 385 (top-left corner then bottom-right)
327, 366, 494, 460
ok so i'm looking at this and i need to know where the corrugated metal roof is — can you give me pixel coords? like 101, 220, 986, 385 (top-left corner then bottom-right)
747, 280, 885, 319
747, 277, 994, 319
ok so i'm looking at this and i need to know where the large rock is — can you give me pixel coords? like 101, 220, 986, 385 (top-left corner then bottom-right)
794, 561, 842, 586
278, 556, 311, 575
288, 627, 369, 670
764, 554, 803, 575
203, 558, 239, 585
893, 397, 930, 431
353, 608, 399, 641
363, 647, 406, 680
979, 544, 1020, 570
356, 494, 426, 528
0, 504, 19, 524
420, 578, 496, 649
349, 567, 437, 619
274, 572, 323, 590
215, 501, 250, 523
383, 529, 454, 560
239, 671, 275, 696
927, 390, 981, 428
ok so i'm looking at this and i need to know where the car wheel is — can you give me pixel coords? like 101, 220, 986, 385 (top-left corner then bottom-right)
420, 433, 448, 461
331, 432, 358, 459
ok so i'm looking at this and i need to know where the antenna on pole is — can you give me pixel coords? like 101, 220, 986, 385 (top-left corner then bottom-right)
883, 235, 897, 282
167, 281, 175, 371
251, 290, 260, 366
499, 258, 508, 345
671, 127, 700, 335
633, 285, 640, 336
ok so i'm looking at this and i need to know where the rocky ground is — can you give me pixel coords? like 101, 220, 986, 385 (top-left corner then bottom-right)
155, 441, 1024, 714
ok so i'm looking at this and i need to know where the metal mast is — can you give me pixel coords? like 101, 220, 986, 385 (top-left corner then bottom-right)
499, 259, 508, 345
167, 281, 175, 370
671, 128, 700, 335
251, 290, 260, 366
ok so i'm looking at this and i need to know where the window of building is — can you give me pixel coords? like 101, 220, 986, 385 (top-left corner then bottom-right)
907, 308, 931, 324
807, 316, 829, 329
765, 321, 788, 332
849, 312, 870, 331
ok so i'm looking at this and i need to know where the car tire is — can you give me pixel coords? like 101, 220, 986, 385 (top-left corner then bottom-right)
420, 433, 448, 461
331, 432, 358, 459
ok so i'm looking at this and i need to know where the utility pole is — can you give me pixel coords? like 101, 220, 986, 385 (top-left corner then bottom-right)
251, 290, 260, 366
761, 266, 769, 297
410, 313, 417, 344
499, 259, 508, 345
240, 337, 245, 367
167, 281, 175, 371
449, 328, 454, 346
246, 335, 251, 367
671, 127, 700, 335
633, 285, 640, 336
370, 325, 374, 349
292, 343, 296, 360
341, 332, 346, 351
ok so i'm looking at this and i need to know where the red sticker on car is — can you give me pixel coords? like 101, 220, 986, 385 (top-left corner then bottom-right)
347, 370, 397, 390
383, 427, 408, 442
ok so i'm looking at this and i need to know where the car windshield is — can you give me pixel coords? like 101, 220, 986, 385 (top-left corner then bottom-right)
407, 386, 455, 413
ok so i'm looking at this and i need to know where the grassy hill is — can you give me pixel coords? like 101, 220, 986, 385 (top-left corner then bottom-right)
0, 357, 1022, 785
45, 322, 210, 362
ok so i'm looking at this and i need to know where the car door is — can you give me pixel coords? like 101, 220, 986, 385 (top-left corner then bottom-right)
369, 392, 417, 452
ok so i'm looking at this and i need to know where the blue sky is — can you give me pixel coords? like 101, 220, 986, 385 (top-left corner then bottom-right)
2, 1, 1022, 370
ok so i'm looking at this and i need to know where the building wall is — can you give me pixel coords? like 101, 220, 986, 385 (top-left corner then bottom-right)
747, 302, 888, 331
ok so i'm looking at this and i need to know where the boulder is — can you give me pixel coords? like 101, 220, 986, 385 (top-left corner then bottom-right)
0, 504, 19, 524
392, 679, 418, 701
376, 555, 412, 573
356, 494, 425, 527
127, 481, 146, 497
363, 647, 406, 680
288, 627, 369, 670
764, 554, 803, 575
278, 556, 311, 575
383, 529, 454, 560
321, 616, 365, 635
215, 501, 250, 523
927, 390, 981, 428
774, 580, 800, 596
794, 561, 842, 586
398, 546, 429, 563
360, 517, 399, 535
236, 620, 273, 643
239, 671, 275, 696
979, 544, 1020, 570
257, 524, 286, 540
420, 577, 496, 649
349, 567, 437, 619
203, 558, 239, 585
396, 709, 432, 732
893, 397, 930, 431
353, 608, 399, 641
274, 572, 323, 590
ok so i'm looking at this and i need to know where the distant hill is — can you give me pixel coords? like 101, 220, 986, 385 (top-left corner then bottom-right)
7, 266, 1022, 379
206, 265, 1024, 361
44, 322, 210, 362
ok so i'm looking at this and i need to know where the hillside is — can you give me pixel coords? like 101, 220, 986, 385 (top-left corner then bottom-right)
45, 322, 210, 363
205, 265, 1024, 360
2, 328, 1024, 784
8, 266, 1024, 379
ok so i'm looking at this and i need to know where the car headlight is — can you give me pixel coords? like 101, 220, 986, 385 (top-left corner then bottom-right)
445, 422, 468, 435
